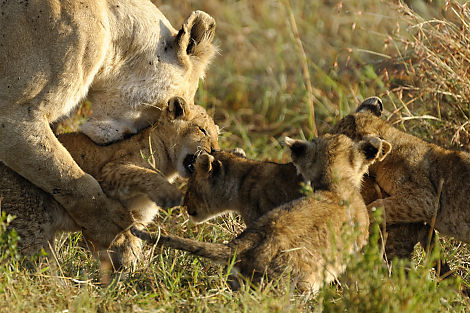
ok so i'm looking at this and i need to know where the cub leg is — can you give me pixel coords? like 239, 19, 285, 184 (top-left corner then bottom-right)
384, 223, 429, 260
385, 223, 445, 262
385, 223, 451, 277
99, 230, 143, 283
0, 115, 132, 251
369, 185, 451, 276
362, 180, 430, 260
100, 162, 183, 209
368, 187, 437, 225
99, 161, 179, 274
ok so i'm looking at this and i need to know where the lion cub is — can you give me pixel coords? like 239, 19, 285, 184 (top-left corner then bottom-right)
132, 134, 391, 291
0, 97, 219, 269
333, 96, 470, 259
183, 150, 304, 226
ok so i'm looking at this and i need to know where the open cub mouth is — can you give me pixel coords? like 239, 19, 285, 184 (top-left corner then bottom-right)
183, 154, 197, 174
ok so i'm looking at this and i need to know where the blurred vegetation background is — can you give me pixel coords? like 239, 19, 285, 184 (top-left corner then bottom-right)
3, 0, 470, 312
156, 0, 470, 158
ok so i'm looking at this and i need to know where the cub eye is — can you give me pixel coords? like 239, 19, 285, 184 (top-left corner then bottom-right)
198, 126, 207, 135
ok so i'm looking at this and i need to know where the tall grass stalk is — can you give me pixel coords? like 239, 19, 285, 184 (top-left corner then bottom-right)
281, 0, 318, 138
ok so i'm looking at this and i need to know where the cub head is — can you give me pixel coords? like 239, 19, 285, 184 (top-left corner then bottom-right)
285, 134, 391, 191
81, 10, 217, 144
183, 151, 243, 224
157, 97, 219, 178
332, 96, 384, 140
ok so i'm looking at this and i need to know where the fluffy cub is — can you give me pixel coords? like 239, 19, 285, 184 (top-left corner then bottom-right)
132, 134, 390, 291
0, 97, 219, 270
333, 97, 470, 259
183, 150, 304, 226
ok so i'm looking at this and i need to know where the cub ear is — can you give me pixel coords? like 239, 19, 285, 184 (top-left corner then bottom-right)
230, 147, 246, 158
176, 11, 216, 65
168, 96, 189, 119
356, 96, 383, 117
195, 153, 215, 175
377, 139, 392, 161
285, 137, 308, 158
359, 135, 392, 162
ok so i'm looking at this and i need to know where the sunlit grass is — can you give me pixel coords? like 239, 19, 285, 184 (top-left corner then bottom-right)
2, 0, 470, 311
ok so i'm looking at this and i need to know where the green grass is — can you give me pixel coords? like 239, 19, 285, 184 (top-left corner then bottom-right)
2, 0, 470, 311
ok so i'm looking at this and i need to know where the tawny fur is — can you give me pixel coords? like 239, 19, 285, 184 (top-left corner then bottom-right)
183, 151, 304, 226
0, 0, 216, 250
133, 134, 390, 292
333, 96, 470, 259
0, 97, 219, 270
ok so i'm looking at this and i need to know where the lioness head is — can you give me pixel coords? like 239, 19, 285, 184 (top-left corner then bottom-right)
285, 134, 391, 191
82, 10, 217, 144
157, 97, 219, 178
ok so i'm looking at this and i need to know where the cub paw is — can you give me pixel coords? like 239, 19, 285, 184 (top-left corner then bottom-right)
151, 186, 183, 209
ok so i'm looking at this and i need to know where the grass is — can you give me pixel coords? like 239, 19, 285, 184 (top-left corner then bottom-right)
2, 0, 470, 311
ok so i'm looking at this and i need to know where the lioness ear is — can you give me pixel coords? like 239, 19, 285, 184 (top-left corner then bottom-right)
195, 153, 214, 175
359, 135, 392, 162
285, 137, 308, 158
168, 96, 189, 119
356, 96, 383, 117
176, 11, 216, 66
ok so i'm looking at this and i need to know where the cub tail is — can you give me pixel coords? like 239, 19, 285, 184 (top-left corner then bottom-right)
130, 226, 233, 263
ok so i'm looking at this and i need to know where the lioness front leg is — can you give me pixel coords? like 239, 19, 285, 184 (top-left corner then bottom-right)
100, 162, 183, 209
0, 116, 132, 250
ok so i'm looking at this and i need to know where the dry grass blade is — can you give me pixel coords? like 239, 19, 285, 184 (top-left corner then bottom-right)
426, 178, 444, 255
389, 1, 470, 147
281, 0, 318, 138
372, 183, 388, 262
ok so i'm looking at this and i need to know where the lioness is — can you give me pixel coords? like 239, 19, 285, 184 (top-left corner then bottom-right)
0, 96, 219, 270
132, 134, 390, 291
0, 1, 216, 250
333, 96, 470, 258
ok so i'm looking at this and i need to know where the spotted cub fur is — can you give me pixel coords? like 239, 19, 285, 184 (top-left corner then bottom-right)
333, 96, 470, 261
0, 97, 219, 271
132, 134, 390, 291
183, 150, 303, 226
